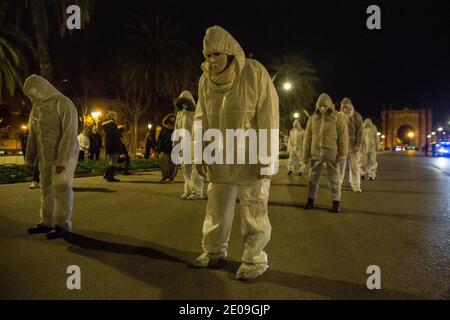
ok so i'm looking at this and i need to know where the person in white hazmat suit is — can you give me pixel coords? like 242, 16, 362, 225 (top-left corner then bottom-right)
361, 118, 380, 181
287, 119, 305, 176
192, 26, 279, 280
303, 93, 348, 213
173, 90, 204, 200
338, 98, 363, 192
23, 74, 79, 239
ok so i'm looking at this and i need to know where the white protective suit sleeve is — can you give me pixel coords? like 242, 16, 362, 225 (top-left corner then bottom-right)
256, 62, 280, 176
25, 108, 38, 167
56, 99, 79, 167
336, 114, 349, 162
193, 75, 209, 165
302, 118, 312, 163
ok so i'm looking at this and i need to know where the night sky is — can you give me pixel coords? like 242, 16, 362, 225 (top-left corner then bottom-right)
60, 0, 450, 125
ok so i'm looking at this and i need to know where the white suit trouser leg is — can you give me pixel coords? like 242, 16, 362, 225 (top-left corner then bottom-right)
308, 160, 341, 201
201, 179, 272, 265
338, 152, 361, 188
287, 151, 305, 174
39, 158, 77, 231
367, 151, 378, 178
182, 164, 194, 194
361, 151, 378, 178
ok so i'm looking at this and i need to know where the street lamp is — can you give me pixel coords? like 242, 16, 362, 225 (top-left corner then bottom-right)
283, 82, 292, 91
437, 127, 443, 132
431, 132, 436, 136
377, 132, 381, 136
21, 125, 27, 130
293, 112, 300, 119
427, 135, 431, 139
407, 132, 414, 138
148, 123, 152, 130
381, 135, 386, 139
91, 111, 101, 120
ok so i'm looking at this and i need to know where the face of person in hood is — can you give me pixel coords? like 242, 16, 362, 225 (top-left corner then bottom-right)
206, 51, 229, 74
319, 105, 328, 114
27, 87, 46, 103
341, 104, 351, 116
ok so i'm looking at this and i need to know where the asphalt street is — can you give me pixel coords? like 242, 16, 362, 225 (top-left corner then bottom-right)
0, 152, 449, 299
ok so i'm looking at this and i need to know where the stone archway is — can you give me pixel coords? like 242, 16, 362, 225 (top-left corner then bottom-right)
381, 107, 432, 150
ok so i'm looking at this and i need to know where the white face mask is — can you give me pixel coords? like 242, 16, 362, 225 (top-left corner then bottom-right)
206, 52, 228, 74
319, 106, 327, 114
342, 105, 351, 115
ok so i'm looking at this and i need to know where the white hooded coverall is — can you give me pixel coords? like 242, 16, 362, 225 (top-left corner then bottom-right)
361, 119, 379, 179
174, 90, 204, 197
303, 93, 349, 201
338, 98, 363, 190
287, 119, 305, 174
194, 26, 279, 266
24, 75, 79, 231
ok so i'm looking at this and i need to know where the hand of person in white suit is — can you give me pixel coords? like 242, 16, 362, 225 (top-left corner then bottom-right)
56, 166, 65, 174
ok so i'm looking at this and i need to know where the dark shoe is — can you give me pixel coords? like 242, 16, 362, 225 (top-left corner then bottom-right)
107, 167, 120, 182
46, 226, 68, 239
288, 171, 293, 176
298, 172, 303, 176
331, 201, 341, 213
28, 224, 53, 234
304, 198, 314, 210
361, 175, 365, 180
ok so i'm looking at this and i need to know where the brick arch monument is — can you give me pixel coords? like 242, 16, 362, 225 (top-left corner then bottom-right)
381, 107, 432, 150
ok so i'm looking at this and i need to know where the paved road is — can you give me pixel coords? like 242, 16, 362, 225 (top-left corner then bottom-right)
0, 153, 449, 299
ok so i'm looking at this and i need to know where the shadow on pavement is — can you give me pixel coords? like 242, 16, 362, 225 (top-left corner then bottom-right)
64, 232, 184, 263
122, 180, 184, 185
267, 201, 442, 222
0, 215, 427, 299
73, 187, 117, 193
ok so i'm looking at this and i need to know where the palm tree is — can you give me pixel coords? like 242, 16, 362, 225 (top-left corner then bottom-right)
21, 0, 94, 81
271, 53, 319, 128
119, 4, 195, 157
0, 1, 35, 99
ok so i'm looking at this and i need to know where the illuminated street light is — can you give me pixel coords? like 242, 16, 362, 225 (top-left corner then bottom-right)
148, 123, 152, 130
431, 132, 436, 136
381, 135, 386, 139
21, 125, 27, 130
293, 112, 300, 119
437, 127, 443, 132
427, 135, 431, 138
407, 132, 414, 138
91, 111, 100, 120
377, 132, 381, 136
283, 82, 292, 91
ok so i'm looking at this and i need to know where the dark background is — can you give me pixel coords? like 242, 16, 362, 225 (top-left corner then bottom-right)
57, 0, 450, 124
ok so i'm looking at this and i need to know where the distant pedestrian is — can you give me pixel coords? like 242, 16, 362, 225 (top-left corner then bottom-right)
144, 128, 157, 159
173, 90, 204, 200
77, 129, 90, 162
118, 125, 131, 175
157, 113, 178, 182
361, 119, 380, 181
424, 143, 429, 157
101, 111, 122, 182
88, 126, 102, 160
